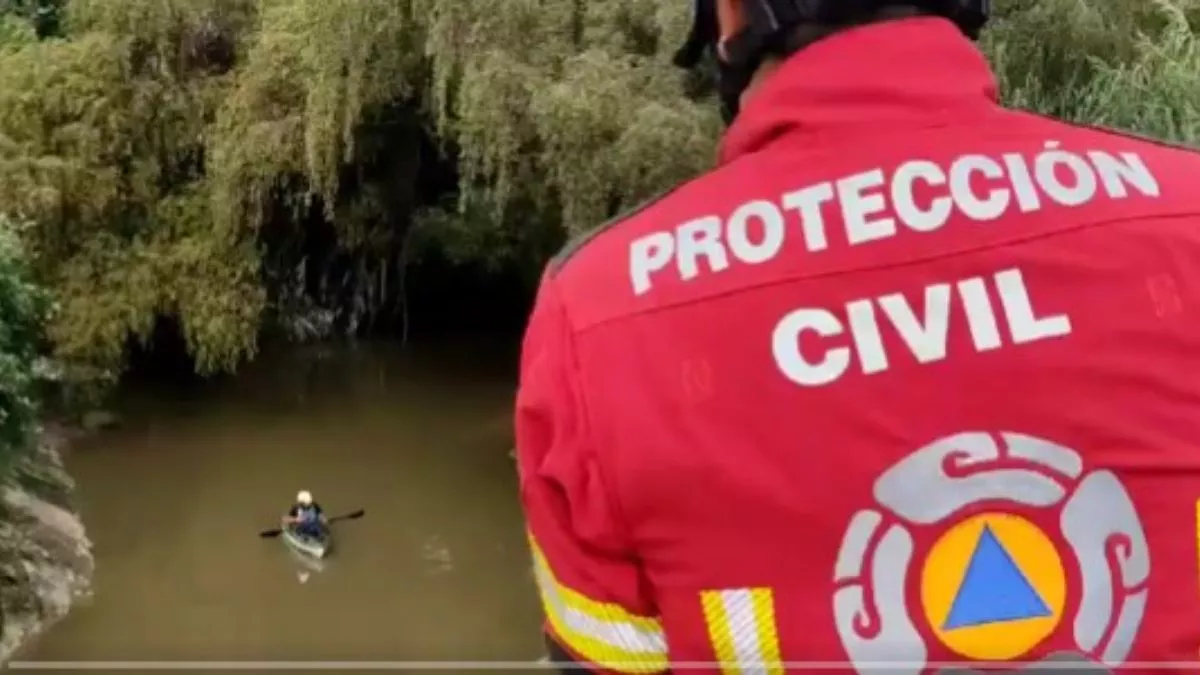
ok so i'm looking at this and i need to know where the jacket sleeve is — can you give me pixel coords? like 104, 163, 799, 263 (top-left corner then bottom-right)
515, 274, 668, 674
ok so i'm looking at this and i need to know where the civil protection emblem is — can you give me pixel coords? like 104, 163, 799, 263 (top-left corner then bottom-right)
832, 432, 1149, 673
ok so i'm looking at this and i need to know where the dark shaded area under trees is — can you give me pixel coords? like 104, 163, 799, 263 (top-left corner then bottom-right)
1, 0, 702, 391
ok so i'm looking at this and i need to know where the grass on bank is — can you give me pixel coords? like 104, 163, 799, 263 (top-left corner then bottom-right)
0, 216, 45, 478
988, 0, 1200, 143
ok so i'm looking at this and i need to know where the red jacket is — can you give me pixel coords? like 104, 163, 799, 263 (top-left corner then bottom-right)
515, 16, 1200, 674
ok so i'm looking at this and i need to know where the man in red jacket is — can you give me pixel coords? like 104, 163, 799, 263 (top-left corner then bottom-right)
514, 0, 1200, 672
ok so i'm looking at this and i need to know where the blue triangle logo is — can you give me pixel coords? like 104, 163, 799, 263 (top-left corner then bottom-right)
942, 525, 1051, 630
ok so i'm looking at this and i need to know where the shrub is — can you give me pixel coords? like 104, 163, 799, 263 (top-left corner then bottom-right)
0, 215, 47, 477
987, 0, 1200, 143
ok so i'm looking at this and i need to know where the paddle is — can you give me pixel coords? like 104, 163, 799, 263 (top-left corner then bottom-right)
259, 509, 366, 538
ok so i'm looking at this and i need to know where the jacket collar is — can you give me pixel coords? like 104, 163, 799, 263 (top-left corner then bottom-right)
719, 17, 1000, 164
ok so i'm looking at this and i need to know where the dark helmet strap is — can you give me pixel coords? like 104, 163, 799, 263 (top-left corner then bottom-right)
675, 0, 990, 123
727, 0, 988, 65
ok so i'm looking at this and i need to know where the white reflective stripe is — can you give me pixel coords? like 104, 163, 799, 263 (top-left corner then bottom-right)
721, 590, 771, 674
533, 556, 668, 654
701, 588, 783, 675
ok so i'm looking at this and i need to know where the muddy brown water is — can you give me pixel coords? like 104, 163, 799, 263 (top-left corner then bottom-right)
12, 340, 544, 670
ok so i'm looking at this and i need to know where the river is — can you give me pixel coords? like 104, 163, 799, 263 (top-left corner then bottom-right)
12, 340, 545, 667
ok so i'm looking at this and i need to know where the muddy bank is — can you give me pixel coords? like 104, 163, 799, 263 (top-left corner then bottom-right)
0, 424, 94, 662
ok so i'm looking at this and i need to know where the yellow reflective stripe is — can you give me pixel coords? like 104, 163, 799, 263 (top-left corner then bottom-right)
748, 588, 782, 671
529, 535, 668, 673
700, 588, 784, 675
701, 590, 739, 671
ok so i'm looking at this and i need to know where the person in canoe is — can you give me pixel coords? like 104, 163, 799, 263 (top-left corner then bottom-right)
283, 490, 327, 538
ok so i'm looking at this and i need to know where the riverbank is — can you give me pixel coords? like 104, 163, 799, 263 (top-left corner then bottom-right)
0, 423, 94, 663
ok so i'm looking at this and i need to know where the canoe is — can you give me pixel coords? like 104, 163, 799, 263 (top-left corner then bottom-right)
282, 523, 332, 559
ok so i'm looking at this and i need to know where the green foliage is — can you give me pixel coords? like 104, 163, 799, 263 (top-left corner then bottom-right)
986, 0, 1200, 142
0, 216, 48, 476
0, 0, 1199, 383
0, 0, 262, 378
208, 0, 422, 232
0, 0, 63, 39
418, 0, 717, 235
0, 14, 36, 51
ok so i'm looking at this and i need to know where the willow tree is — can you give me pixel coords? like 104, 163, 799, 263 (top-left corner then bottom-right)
4, 0, 1200, 385
414, 0, 717, 235
206, 0, 718, 338
0, 0, 261, 382
0, 0, 717, 380
416, 0, 715, 286
206, 0, 427, 339
986, 0, 1200, 141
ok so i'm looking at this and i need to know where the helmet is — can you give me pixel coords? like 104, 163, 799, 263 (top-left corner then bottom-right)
673, 0, 991, 123
296, 490, 313, 504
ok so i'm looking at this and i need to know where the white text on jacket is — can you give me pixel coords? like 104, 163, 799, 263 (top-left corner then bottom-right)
771, 268, 1069, 386
627, 144, 1158, 295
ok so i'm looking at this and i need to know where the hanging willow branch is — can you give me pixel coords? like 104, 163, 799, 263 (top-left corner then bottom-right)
0, 0, 1197, 382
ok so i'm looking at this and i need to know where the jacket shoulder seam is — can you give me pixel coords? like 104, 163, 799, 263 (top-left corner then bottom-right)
548, 180, 694, 276
1027, 111, 1200, 154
